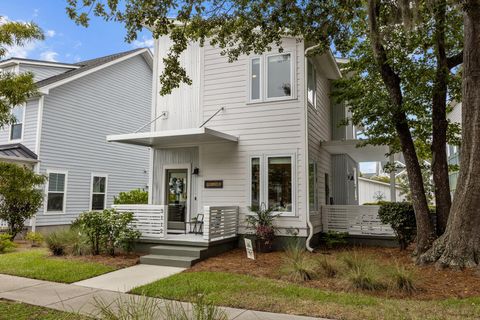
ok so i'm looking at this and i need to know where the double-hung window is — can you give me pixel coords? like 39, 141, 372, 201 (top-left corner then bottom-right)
91, 174, 107, 210
10, 105, 25, 141
46, 171, 67, 213
249, 52, 294, 102
307, 60, 317, 107
249, 154, 295, 216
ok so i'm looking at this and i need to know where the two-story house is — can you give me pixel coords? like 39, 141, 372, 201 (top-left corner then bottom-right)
0, 48, 153, 231
110, 37, 395, 267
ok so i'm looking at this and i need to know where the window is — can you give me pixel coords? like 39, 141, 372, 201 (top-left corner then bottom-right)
250, 58, 261, 101
309, 162, 318, 211
267, 54, 292, 99
91, 174, 107, 210
249, 154, 295, 215
10, 105, 25, 141
46, 171, 67, 213
251, 157, 261, 208
307, 60, 316, 107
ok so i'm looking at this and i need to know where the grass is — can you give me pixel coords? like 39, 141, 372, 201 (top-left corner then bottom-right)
0, 248, 115, 283
131, 271, 480, 319
0, 299, 88, 320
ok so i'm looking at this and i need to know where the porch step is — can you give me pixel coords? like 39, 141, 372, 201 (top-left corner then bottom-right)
140, 254, 200, 268
149, 245, 207, 258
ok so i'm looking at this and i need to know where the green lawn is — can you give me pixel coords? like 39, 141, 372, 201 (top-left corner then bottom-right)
0, 299, 88, 320
0, 249, 115, 283
131, 271, 480, 320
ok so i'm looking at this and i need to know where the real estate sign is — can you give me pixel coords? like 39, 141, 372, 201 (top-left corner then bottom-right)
244, 238, 255, 260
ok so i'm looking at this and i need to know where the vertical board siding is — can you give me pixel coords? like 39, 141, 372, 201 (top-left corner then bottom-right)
307, 75, 332, 232
18, 64, 72, 82
331, 154, 358, 205
358, 177, 405, 204
36, 55, 152, 226
0, 98, 39, 152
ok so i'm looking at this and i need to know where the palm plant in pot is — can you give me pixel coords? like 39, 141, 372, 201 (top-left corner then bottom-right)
246, 203, 278, 253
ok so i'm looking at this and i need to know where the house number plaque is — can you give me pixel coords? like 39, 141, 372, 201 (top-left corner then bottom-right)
204, 180, 223, 189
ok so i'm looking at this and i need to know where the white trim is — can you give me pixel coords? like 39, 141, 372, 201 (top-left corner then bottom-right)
161, 164, 192, 224
0, 59, 80, 69
248, 56, 263, 103
265, 154, 296, 217
307, 59, 317, 109
34, 96, 45, 156
89, 173, 109, 211
248, 155, 263, 208
44, 169, 68, 215
38, 49, 151, 94
8, 104, 26, 143
264, 51, 296, 102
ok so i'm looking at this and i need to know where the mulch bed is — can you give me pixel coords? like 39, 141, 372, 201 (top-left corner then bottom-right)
188, 246, 480, 300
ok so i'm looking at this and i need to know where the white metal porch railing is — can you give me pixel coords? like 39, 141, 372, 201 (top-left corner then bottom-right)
112, 204, 167, 239
203, 206, 239, 241
321, 205, 395, 236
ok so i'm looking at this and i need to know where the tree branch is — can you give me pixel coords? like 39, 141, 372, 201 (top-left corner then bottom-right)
447, 51, 463, 69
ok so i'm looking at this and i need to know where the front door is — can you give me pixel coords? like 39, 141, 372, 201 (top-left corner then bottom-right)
165, 168, 189, 232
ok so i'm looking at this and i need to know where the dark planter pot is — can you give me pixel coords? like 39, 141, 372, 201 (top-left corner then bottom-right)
255, 238, 273, 253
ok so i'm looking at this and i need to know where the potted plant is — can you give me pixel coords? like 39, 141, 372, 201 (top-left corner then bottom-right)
246, 204, 278, 253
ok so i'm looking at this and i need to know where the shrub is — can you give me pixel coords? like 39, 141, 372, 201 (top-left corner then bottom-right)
321, 231, 348, 249
73, 209, 141, 256
317, 256, 339, 278
391, 264, 416, 294
25, 231, 44, 247
280, 241, 318, 282
0, 233, 16, 253
113, 189, 148, 204
46, 228, 90, 256
0, 162, 46, 239
378, 202, 416, 250
246, 204, 278, 252
347, 265, 385, 291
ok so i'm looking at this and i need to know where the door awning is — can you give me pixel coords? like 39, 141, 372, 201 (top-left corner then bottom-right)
321, 140, 390, 162
107, 127, 238, 148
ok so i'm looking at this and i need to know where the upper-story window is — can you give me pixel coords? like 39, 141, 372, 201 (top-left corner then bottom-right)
249, 52, 294, 103
307, 60, 317, 107
10, 105, 25, 141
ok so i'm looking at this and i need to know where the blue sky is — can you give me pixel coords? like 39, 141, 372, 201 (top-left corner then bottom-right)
1, 0, 153, 63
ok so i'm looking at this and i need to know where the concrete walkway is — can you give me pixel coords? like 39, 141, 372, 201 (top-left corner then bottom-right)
0, 274, 325, 320
73, 264, 185, 292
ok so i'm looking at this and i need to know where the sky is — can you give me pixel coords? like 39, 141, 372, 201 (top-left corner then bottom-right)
1, 0, 153, 63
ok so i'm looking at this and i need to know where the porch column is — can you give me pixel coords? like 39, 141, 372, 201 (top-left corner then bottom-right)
389, 154, 397, 202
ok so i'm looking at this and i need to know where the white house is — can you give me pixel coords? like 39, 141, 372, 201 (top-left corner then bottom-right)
109, 37, 396, 267
0, 49, 153, 231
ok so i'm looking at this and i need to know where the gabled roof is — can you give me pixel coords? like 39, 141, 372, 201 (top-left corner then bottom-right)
35, 48, 153, 90
0, 57, 79, 69
0, 143, 38, 163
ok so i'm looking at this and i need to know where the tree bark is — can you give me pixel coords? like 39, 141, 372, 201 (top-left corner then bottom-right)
420, 0, 480, 268
368, 0, 436, 254
431, 0, 452, 236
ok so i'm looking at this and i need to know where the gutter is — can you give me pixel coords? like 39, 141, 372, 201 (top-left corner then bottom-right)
304, 43, 321, 252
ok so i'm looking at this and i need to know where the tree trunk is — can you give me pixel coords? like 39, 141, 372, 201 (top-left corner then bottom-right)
368, 0, 436, 255
420, 0, 480, 268
431, 0, 452, 236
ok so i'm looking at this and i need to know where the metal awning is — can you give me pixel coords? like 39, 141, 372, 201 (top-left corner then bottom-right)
107, 127, 238, 148
0, 143, 39, 164
321, 140, 390, 162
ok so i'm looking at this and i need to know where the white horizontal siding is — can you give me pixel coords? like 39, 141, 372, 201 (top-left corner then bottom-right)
36, 55, 152, 226
18, 64, 72, 82
358, 177, 405, 204
0, 98, 39, 152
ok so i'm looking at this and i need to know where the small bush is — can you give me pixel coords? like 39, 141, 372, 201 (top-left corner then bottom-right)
321, 231, 348, 249
280, 242, 318, 282
113, 189, 148, 204
25, 231, 44, 247
0, 233, 16, 253
391, 264, 416, 294
45, 230, 70, 256
317, 256, 339, 278
347, 265, 385, 291
378, 202, 416, 250
340, 251, 365, 270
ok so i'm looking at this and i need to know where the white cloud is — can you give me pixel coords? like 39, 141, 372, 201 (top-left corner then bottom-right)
132, 36, 154, 49
46, 30, 56, 37
40, 50, 59, 62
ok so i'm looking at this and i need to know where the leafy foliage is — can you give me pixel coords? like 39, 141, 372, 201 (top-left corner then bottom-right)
46, 228, 91, 256
25, 231, 44, 247
321, 231, 348, 249
113, 188, 148, 204
378, 202, 417, 250
246, 205, 278, 250
72, 209, 141, 255
0, 162, 46, 239
0, 16, 44, 128
0, 233, 15, 253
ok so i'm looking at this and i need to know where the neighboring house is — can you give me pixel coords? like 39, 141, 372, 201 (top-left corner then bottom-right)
358, 177, 405, 204
109, 36, 395, 266
447, 101, 461, 194
0, 49, 153, 230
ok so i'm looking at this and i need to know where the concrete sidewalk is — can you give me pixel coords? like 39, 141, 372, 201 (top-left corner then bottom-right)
0, 274, 325, 320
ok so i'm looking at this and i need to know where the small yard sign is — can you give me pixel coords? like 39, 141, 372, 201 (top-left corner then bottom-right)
244, 238, 255, 260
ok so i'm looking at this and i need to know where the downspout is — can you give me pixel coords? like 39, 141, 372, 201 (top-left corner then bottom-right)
304, 44, 321, 252
31, 94, 45, 232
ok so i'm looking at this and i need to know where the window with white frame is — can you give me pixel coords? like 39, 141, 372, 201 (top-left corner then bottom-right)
307, 60, 316, 107
46, 171, 67, 213
308, 161, 318, 211
249, 154, 295, 215
10, 105, 25, 141
91, 175, 107, 210
249, 52, 293, 102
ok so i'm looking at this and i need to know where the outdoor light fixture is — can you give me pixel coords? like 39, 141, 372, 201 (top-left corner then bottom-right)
193, 168, 200, 175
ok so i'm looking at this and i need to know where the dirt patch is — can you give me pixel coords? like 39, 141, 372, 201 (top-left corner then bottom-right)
54, 253, 141, 269
189, 246, 480, 300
